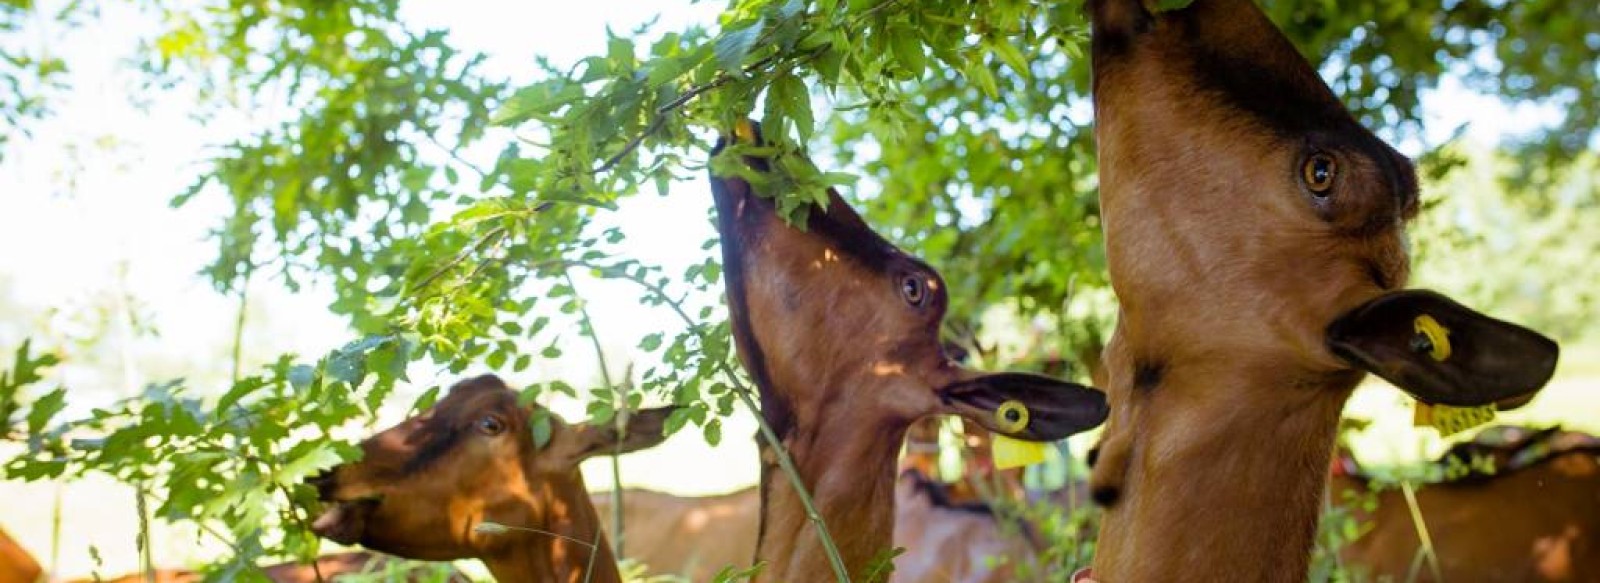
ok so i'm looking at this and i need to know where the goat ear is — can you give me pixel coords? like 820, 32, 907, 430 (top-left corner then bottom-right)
1327, 290, 1559, 408
937, 373, 1108, 441
551, 406, 681, 467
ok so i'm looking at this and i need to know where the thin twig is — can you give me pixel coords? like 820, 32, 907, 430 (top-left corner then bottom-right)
142, 490, 279, 581
566, 259, 853, 582
423, 131, 492, 181
411, 226, 508, 292
562, 270, 629, 559
276, 482, 327, 583
481, 523, 597, 549
229, 264, 252, 386
229, 267, 327, 583
1400, 481, 1442, 582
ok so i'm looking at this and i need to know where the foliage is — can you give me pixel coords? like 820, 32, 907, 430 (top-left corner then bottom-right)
1007, 496, 1099, 582
0, 0, 75, 161
1412, 148, 1600, 344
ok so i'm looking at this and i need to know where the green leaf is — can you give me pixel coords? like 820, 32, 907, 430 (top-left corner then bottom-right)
25, 388, 66, 435
714, 19, 766, 74
888, 27, 926, 78
963, 58, 1000, 100
287, 365, 316, 391
530, 410, 553, 450
663, 406, 693, 436
215, 377, 266, 416
548, 380, 577, 398
702, 417, 722, 446
638, 333, 664, 351
492, 81, 584, 126
274, 441, 348, 487
986, 40, 1030, 79
414, 386, 441, 411
770, 73, 814, 141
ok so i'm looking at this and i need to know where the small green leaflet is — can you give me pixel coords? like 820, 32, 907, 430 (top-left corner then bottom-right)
714, 19, 766, 74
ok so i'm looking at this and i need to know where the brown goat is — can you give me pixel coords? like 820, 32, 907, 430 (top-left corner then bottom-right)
591, 486, 759, 582
592, 469, 1051, 583
2, 528, 41, 583
708, 121, 1109, 580
1330, 428, 1600, 581
310, 374, 676, 583
903, 417, 1022, 506
1085, 0, 1560, 579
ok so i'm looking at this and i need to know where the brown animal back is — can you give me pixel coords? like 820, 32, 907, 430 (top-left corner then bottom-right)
0, 528, 42, 583
1440, 425, 1600, 483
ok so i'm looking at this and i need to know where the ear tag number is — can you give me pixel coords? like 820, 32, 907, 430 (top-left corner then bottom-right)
1412, 314, 1453, 362
1414, 402, 1497, 437
992, 400, 1049, 469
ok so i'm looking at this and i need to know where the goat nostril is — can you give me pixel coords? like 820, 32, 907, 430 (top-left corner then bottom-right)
1092, 486, 1120, 507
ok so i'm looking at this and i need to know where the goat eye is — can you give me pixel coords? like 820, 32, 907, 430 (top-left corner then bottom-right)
476, 416, 505, 436
1303, 153, 1336, 195
900, 276, 926, 306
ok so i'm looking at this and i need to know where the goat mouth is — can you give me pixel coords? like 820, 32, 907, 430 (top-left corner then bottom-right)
311, 498, 377, 546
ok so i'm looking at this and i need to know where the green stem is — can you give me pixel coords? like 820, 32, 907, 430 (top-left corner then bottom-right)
50, 482, 62, 581
476, 521, 604, 583
566, 259, 852, 583
229, 266, 252, 385
136, 484, 154, 583
562, 270, 628, 560
234, 268, 327, 583
142, 491, 276, 581
1400, 481, 1441, 582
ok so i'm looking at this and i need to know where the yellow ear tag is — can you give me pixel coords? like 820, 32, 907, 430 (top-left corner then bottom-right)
993, 436, 1051, 470
1413, 314, 1452, 362
1409, 314, 1491, 436
992, 400, 1049, 470
733, 119, 757, 143
995, 400, 1030, 432
1414, 402, 1497, 437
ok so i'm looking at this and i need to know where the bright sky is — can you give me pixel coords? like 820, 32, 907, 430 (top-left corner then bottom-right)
0, 0, 1575, 577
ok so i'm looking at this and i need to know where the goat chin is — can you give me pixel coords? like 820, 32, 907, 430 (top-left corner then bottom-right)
311, 500, 371, 546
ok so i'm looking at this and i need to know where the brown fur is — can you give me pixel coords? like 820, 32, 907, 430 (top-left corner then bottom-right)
1331, 446, 1600, 581
2, 528, 42, 583
591, 470, 1048, 583
1086, 0, 1556, 579
310, 375, 675, 583
708, 124, 1108, 581
592, 487, 759, 582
